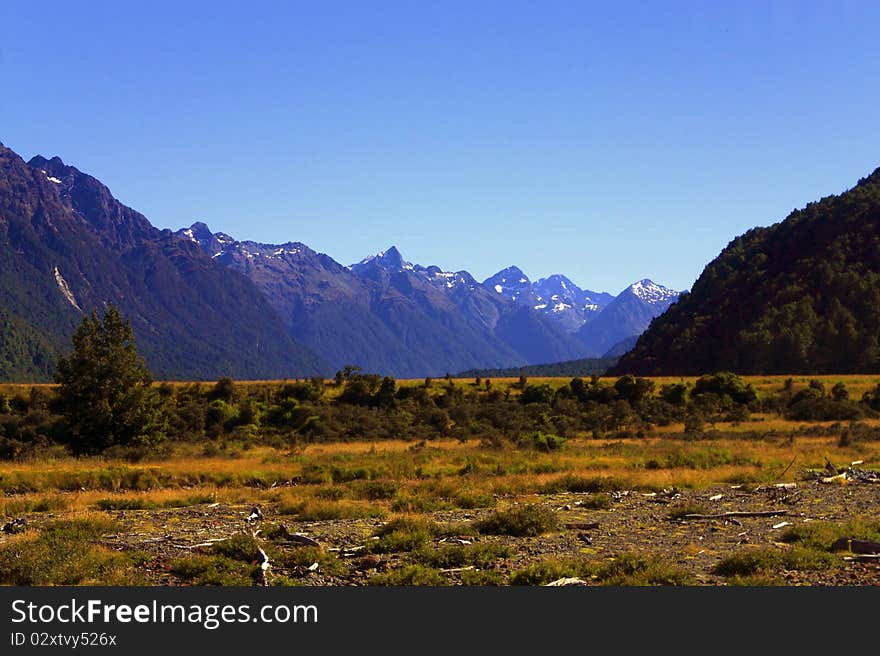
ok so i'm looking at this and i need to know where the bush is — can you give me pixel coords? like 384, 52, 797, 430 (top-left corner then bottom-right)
593, 553, 692, 586
520, 431, 566, 452
0, 518, 139, 585
520, 384, 554, 405
780, 519, 880, 550
461, 569, 505, 586
692, 372, 757, 405
539, 475, 631, 494
510, 558, 580, 585
278, 546, 346, 576
475, 504, 558, 537
713, 546, 837, 577
614, 375, 655, 403
212, 533, 262, 562
368, 565, 446, 586
171, 555, 257, 585
353, 480, 399, 500
369, 517, 437, 553
412, 543, 511, 569
580, 493, 612, 510
660, 382, 690, 406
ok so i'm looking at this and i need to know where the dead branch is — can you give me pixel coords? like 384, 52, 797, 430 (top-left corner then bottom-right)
831, 538, 880, 554
545, 577, 589, 586
256, 544, 271, 586
777, 454, 797, 480
439, 565, 476, 574
682, 510, 789, 520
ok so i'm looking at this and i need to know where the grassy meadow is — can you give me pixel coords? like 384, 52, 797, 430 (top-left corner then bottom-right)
1, 374, 879, 586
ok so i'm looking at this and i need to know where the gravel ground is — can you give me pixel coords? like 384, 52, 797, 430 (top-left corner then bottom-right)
67, 478, 880, 586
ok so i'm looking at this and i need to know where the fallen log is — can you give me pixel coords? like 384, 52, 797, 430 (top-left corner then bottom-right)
287, 534, 320, 547
439, 565, 476, 574
564, 521, 600, 530
831, 538, 880, 554
682, 510, 789, 520
171, 538, 229, 550
545, 577, 589, 587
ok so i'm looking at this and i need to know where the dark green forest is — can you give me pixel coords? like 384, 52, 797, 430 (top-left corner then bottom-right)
0, 308, 59, 382
616, 167, 880, 375
457, 356, 618, 379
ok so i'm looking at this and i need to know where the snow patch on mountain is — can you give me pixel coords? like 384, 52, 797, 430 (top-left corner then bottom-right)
53, 266, 81, 311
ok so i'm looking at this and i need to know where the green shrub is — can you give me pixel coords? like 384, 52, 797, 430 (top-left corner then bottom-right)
412, 542, 511, 569
510, 559, 581, 585
519, 431, 566, 452
354, 480, 399, 500
476, 504, 558, 537
580, 494, 612, 510
593, 553, 691, 586
212, 533, 262, 562
368, 565, 447, 586
781, 519, 880, 550
171, 555, 257, 585
713, 546, 837, 578
461, 569, 505, 586
0, 518, 140, 585
369, 517, 437, 553
391, 495, 451, 513
278, 546, 346, 576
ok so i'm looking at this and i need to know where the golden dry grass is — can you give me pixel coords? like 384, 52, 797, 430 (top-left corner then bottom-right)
2, 428, 876, 517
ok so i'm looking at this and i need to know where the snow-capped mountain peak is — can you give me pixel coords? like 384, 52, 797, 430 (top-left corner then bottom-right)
626, 279, 679, 304
352, 246, 414, 272
483, 269, 615, 332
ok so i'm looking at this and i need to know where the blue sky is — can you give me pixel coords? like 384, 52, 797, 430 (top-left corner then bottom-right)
2, 1, 879, 293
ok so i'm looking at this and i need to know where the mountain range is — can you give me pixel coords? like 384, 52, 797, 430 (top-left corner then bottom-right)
178, 224, 680, 376
0, 140, 679, 381
0, 144, 324, 381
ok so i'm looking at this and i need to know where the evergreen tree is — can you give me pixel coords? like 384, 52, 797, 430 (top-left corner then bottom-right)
54, 305, 165, 453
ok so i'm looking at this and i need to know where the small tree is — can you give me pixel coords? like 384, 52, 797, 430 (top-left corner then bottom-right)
54, 305, 165, 453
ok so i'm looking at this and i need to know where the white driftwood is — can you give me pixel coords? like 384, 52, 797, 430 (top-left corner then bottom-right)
545, 577, 589, 587
256, 545, 271, 585
683, 510, 788, 520
439, 565, 476, 574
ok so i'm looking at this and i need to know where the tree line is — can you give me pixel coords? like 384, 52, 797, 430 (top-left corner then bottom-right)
2, 306, 880, 459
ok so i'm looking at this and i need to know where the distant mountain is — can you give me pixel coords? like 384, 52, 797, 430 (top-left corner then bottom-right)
576, 280, 680, 356
0, 143, 325, 381
483, 268, 613, 332
614, 168, 880, 375
602, 335, 639, 358
181, 228, 595, 376
483, 266, 534, 304
0, 139, 683, 382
